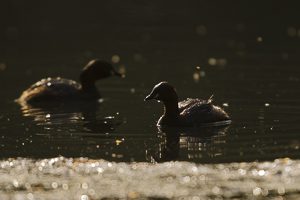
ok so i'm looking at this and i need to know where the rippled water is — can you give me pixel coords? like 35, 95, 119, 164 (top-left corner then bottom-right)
1, 157, 300, 199
1, 1, 300, 199
1, 62, 299, 163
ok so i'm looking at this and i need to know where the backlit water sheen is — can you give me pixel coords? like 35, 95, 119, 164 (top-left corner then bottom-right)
1, 1, 300, 199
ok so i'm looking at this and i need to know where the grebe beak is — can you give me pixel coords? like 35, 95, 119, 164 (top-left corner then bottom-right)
144, 95, 152, 101
144, 92, 159, 101
113, 70, 125, 78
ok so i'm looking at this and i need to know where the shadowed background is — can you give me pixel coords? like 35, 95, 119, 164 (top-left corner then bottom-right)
0, 0, 300, 163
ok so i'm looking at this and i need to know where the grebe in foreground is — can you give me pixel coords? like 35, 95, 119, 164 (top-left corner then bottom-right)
144, 82, 231, 127
17, 59, 122, 104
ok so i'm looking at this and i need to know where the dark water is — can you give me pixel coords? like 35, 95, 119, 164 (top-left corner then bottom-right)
1, 1, 300, 163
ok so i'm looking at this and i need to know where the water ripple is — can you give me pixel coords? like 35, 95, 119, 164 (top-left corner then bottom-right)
0, 157, 300, 199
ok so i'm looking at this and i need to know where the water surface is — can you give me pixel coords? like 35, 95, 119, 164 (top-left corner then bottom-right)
1, 157, 300, 199
1, 1, 300, 199
1, 59, 299, 163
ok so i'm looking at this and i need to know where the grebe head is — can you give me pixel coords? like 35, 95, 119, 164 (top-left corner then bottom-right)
144, 82, 178, 103
80, 59, 122, 89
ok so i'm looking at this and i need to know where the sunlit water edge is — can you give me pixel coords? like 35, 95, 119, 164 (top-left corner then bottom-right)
0, 157, 300, 199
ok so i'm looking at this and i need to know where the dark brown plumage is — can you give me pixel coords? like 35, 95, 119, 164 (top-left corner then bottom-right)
17, 59, 122, 104
144, 82, 231, 127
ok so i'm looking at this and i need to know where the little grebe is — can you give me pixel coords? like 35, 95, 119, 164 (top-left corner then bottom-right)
17, 59, 122, 104
145, 82, 231, 127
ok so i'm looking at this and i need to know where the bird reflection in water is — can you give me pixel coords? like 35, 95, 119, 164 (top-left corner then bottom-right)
153, 125, 230, 162
18, 100, 122, 133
